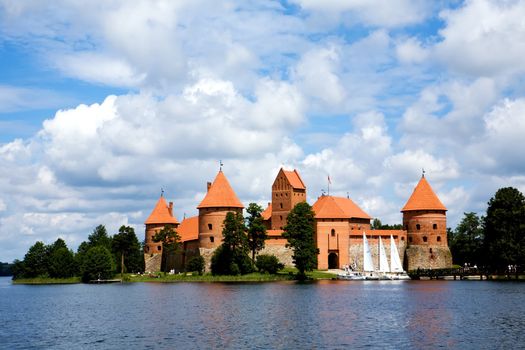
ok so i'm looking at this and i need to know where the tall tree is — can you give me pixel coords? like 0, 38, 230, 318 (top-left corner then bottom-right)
47, 238, 77, 278
483, 187, 525, 272
450, 212, 484, 266
211, 212, 253, 275
22, 241, 49, 278
88, 225, 112, 250
81, 246, 115, 282
283, 202, 319, 280
153, 224, 181, 273
246, 203, 267, 261
112, 225, 143, 277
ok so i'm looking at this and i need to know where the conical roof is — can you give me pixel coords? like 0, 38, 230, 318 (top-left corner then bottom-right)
312, 195, 371, 220
145, 196, 179, 225
197, 171, 244, 209
401, 176, 447, 212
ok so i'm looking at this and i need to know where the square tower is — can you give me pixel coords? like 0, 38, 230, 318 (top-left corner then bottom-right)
271, 168, 306, 230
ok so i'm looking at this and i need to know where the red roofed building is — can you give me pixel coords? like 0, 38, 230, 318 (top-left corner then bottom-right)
143, 195, 179, 272
402, 175, 452, 270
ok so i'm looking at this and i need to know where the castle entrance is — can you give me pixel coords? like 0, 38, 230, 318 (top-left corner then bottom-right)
328, 252, 339, 269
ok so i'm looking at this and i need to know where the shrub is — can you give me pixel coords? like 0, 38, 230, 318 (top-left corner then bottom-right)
186, 256, 205, 275
256, 254, 284, 274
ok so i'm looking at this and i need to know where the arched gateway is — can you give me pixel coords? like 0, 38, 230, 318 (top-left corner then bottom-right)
328, 252, 339, 269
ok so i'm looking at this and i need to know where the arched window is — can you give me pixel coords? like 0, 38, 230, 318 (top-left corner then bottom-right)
280, 203, 283, 209
433, 224, 437, 230
208, 223, 213, 230
331, 229, 335, 237
437, 236, 441, 242
416, 224, 421, 230
423, 236, 428, 243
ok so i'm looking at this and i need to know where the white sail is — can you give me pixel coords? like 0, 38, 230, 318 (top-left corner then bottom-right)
363, 233, 375, 272
378, 236, 390, 273
390, 235, 404, 272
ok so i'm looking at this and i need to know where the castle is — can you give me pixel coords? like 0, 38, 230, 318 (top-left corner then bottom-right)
143, 168, 452, 272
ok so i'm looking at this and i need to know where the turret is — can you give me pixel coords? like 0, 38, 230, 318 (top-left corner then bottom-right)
271, 168, 306, 230
144, 195, 179, 272
402, 175, 452, 270
197, 170, 244, 249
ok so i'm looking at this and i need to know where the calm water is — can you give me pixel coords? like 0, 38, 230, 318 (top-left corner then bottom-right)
1, 277, 524, 349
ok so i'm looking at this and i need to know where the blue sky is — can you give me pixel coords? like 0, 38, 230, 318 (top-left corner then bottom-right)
1, 0, 525, 262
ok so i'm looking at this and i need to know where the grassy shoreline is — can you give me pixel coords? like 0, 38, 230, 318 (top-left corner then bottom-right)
11, 268, 337, 285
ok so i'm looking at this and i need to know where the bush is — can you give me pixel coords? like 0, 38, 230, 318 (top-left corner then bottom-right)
255, 254, 284, 274
186, 256, 205, 275
211, 246, 254, 275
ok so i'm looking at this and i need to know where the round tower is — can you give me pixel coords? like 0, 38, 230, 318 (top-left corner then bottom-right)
402, 175, 452, 270
197, 170, 244, 249
144, 195, 179, 272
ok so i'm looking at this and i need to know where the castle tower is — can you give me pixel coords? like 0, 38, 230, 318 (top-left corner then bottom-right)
402, 175, 452, 270
144, 195, 179, 272
271, 168, 306, 230
197, 170, 244, 249
312, 195, 371, 270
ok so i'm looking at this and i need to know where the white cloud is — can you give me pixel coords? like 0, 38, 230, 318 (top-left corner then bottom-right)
396, 37, 429, 64
436, 0, 525, 77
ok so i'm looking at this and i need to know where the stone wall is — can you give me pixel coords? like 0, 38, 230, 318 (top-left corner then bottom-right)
405, 245, 452, 271
144, 253, 162, 273
259, 245, 294, 267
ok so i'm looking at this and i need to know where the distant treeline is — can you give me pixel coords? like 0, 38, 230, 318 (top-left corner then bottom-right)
12, 225, 143, 282
0, 262, 13, 276
448, 187, 525, 274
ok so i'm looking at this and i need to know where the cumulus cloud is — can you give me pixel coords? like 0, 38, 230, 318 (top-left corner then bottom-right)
436, 0, 525, 77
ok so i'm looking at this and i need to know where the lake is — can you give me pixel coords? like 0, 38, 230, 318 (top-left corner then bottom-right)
1, 277, 524, 349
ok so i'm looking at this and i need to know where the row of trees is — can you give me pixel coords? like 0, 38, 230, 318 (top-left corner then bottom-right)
0, 262, 14, 276
12, 225, 144, 282
449, 187, 525, 273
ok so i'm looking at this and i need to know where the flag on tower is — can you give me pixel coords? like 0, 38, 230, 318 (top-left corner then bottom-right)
328, 175, 331, 184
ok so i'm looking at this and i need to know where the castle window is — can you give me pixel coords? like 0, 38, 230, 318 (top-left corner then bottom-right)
437, 236, 441, 242
210, 236, 214, 243
429, 248, 433, 253
401, 237, 405, 241
423, 236, 428, 243
416, 224, 421, 230
280, 215, 283, 220
433, 224, 437, 230
280, 203, 283, 209
408, 237, 412, 243
157, 246, 161, 251
208, 223, 213, 230
331, 229, 335, 237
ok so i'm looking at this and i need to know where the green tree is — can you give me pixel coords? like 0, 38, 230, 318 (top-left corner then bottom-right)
211, 212, 253, 275
246, 203, 267, 261
81, 246, 115, 282
283, 202, 319, 280
371, 218, 402, 230
483, 187, 525, 272
371, 218, 382, 230
47, 239, 77, 278
112, 225, 144, 277
76, 225, 113, 269
450, 212, 484, 266
185, 256, 205, 275
153, 224, 181, 273
22, 241, 49, 278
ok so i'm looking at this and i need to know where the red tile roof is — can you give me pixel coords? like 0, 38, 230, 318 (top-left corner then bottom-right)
312, 195, 371, 220
401, 176, 447, 212
261, 202, 272, 220
197, 171, 244, 209
178, 216, 199, 242
144, 196, 179, 225
283, 169, 306, 190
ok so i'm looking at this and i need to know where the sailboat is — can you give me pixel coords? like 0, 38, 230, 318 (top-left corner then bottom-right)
363, 233, 379, 280
388, 235, 410, 280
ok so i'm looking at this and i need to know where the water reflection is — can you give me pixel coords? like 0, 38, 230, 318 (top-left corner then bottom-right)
1, 277, 524, 349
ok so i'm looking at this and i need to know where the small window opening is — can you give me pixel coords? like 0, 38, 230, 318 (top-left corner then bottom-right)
433, 224, 437, 230
208, 223, 213, 230
423, 236, 428, 243
401, 237, 405, 241
280, 215, 283, 220
280, 203, 283, 209
429, 248, 433, 253
157, 246, 161, 251
210, 236, 214, 243
408, 237, 412, 243
331, 229, 335, 237
416, 224, 421, 230
437, 236, 441, 242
